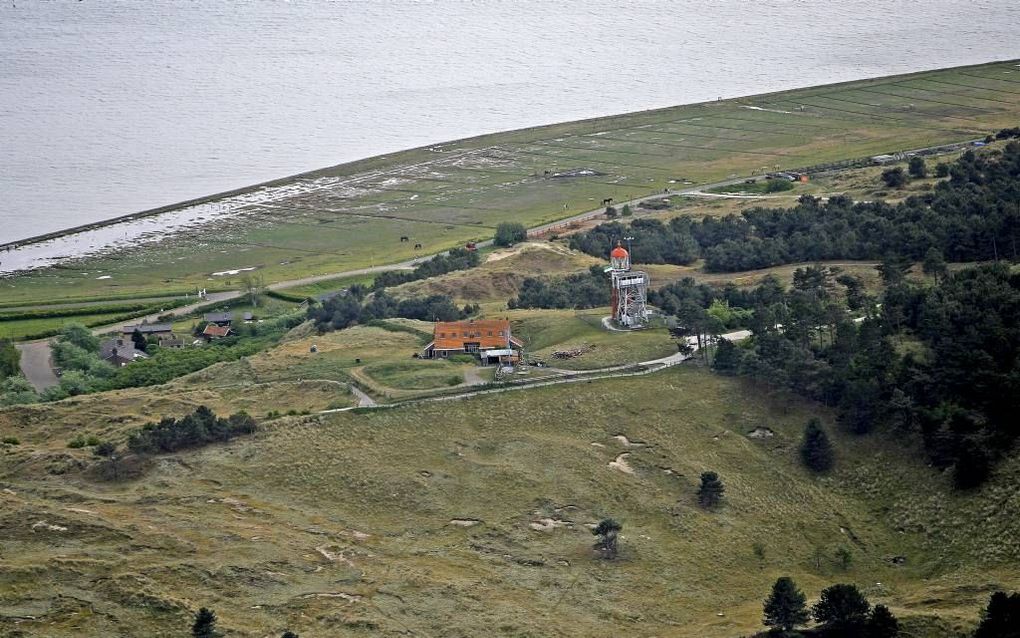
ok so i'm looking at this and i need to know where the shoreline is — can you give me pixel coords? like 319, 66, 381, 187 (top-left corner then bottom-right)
3, 57, 1014, 255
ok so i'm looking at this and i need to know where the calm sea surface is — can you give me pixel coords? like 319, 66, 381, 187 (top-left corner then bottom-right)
1, 0, 1018, 244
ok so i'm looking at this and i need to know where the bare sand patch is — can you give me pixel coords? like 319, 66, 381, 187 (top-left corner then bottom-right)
609, 453, 634, 475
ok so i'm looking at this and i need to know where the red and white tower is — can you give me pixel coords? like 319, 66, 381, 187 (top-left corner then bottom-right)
606, 241, 650, 328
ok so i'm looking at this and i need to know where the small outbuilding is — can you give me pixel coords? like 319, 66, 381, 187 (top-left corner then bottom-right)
203, 312, 234, 326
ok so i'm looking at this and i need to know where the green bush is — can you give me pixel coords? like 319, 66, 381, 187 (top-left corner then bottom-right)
494, 221, 527, 247
764, 178, 795, 193
0, 340, 20, 379
1, 436, 19, 445
68, 435, 86, 448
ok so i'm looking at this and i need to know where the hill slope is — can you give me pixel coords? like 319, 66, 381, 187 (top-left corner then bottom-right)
2, 366, 1017, 637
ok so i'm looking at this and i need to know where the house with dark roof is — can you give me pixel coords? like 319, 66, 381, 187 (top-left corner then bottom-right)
99, 338, 149, 367
203, 312, 234, 326
422, 318, 523, 364
121, 322, 174, 337
157, 335, 185, 349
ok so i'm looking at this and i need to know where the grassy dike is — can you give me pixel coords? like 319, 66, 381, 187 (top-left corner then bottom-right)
4, 60, 1019, 312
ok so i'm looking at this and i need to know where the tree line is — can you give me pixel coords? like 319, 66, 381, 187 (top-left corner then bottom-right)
308, 288, 475, 333
761, 578, 1018, 637
568, 142, 1020, 272
372, 247, 480, 289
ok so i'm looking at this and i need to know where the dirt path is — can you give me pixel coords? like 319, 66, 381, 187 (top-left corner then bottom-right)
348, 384, 377, 408
16, 341, 59, 391
321, 329, 752, 414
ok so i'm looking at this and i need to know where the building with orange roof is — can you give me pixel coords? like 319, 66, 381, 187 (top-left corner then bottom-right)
423, 318, 524, 364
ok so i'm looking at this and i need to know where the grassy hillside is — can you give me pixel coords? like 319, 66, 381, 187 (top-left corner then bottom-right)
2, 366, 1017, 637
7, 61, 1019, 309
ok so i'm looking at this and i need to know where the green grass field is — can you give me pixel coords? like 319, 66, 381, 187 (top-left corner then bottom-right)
6, 60, 1019, 313
2, 366, 1017, 636
511, 308, 676, 369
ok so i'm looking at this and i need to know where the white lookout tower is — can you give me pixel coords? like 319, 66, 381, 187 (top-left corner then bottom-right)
606, 240, 650, 328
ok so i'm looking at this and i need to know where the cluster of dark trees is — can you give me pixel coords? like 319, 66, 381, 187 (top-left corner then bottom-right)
994, 126, 1020, 141
372, 247, 480, 288
308, 288, 472, 332
711, 262, 1019, 488
569, 218, 699, 265
569, 143, 1020, 273
763, 578, 898, 637
508, 266, 609, 309
126, 406, 256, 455
763, 580, 1017, 638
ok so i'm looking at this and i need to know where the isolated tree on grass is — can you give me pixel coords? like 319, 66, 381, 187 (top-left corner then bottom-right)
763, 576, 809, 635
621, 203, 632, 217
697, 471, 725, 508
592, 518, 622, 559
493, 221, 527, 247
281, 632, 300, 638
192, 607, 222, 638
881, 167, 907, 188
812, 584, 870, 636
908, 156, 927, 178
867, 604, 900, 638
800, 418, 834, 473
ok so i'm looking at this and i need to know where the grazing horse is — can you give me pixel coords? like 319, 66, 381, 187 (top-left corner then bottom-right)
399, 236, 409, 242
414, 243, 423, 250
601, 197, 613, 206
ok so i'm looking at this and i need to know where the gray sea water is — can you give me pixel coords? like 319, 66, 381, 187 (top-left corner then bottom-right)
1, 0, 1018, 245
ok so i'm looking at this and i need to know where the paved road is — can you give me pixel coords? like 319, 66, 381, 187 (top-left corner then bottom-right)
16, 341, 60, 392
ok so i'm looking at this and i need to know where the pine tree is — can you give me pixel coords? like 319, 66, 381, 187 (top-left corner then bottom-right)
592, 518, 622, 559
812, 584, 870, 635
762, 576, 809, 633
697, 471, 725, 508
974, 591, 1020, 638
800, 418, 834, 472
192, 607, 221, 638
712, 339, 742, 375
908, 156, 927, 178
922, 247, 947, 283
867, 604, 900, 638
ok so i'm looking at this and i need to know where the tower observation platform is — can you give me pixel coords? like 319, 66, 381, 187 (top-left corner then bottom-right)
605, 242, 650, 328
